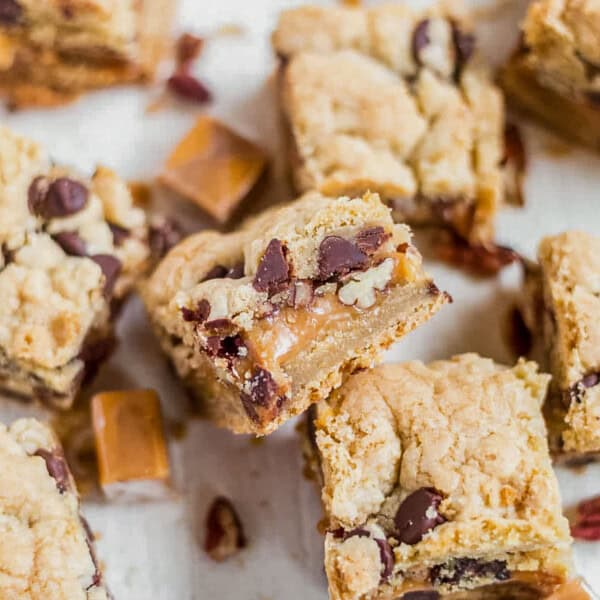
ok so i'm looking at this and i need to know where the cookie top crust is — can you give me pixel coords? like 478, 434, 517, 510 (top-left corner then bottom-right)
273, 3, 504, 244
0, 126, 148, 371
538, 230, 600, 388
313, 354, 570, 565
0, 418, 108, 599
143, 190, 422, 338
520, 0, 600, 99
3, 0, 139, 59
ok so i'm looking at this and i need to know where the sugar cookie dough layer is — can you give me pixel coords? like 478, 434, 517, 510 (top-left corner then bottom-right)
0, 0, 174, 108
521, 231, 600, 462
0, 126, 150, 408
0, 418, 108, 599
304, 354, 573, 600
142, 191, 448, 435
501, 0, 600, 149
273, 3, 511, 245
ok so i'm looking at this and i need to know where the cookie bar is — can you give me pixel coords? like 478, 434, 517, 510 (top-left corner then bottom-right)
272, 3, 512, 245
501, 0, 600, 149
0, 418, 108, 599
0, 0, 174, 108
0, 126, 150, 409
304, 354, 573, 600
92, 389, 171, 501
142, 191, 448, 435
520, 231, 600, 462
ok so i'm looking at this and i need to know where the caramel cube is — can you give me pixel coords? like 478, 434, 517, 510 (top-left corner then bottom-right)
92, 389, 171, 501
160, 116, 268, 223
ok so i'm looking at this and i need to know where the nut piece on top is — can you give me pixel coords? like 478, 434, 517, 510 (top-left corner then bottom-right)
142, 191, 449, 435
0, 126, 151, 409
91, 389, 171, 501
0, 0, 175, 108
160, 116, 268, 224
0, 418, 109, 599
272, 3, 515, 246
304, 354, 574, 600
501, 0, 600, 150
520, 231, 600, 463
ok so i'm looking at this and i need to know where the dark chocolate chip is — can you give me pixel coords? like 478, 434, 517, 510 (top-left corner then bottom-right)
168, 72, 212, 103
354, 227, 391, 255
206, 335, 245, 359
90, 254, 121, 297
226, 263, 245, 279
330, 527, 370, 540
204, 318, 232, 330
108, 222, 130, 246
204, 496, 247, 562
567, 372, 600, 405
0, 0, 21, 25
149, 218, 183, 259
375, 538, 394, 581
394, 487, 446, 545
203, 265, 229, 281
78, 335, 117, 384
31, 178, 89, 219
452, 22, 475, 75
430, 558, 510, 586
317, 236, 368, 280
582, 373, 600, 388
176, 32, 204, 67
181, 298, 211, 323
412, 19, 430, 64
253, 239, 290, 295
52, 231, 87, 256
403, 592, 440, 600
248, 367, 279, 407
240, 392, 260, 423
34, 448, 70, 493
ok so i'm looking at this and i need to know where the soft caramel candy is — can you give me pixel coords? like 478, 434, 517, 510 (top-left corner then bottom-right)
92, 389, 171, 501
160, 116, 268, 223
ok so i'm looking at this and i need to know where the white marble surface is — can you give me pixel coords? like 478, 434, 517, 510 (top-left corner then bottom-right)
1, 0, 600, 598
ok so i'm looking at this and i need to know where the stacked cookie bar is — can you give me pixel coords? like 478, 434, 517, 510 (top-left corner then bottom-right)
272, 3, 514, 246
0, 0, 174, 107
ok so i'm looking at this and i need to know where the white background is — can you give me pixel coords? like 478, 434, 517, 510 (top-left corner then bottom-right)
2, 0, 600, 598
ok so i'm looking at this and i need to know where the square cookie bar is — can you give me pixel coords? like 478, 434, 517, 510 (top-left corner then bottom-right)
0, 126, 150, 408
0, 0, 175, 108
501, 0, 600, 149
0, 418, 109, 599
304, 354, 574, 600
520, 231, 600, 462
272, 3, 512, 245
142, 191, 449, 435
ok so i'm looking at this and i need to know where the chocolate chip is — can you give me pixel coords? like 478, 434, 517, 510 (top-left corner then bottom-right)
330, 527, 370, 540
181, 298, 211, 323
318, 236, 368, 280
203, 265, 229, 281
149, 218, 183, 259
248, 367, 279, 407
205, 318, 232, 330
403, 592, 440, 600
582, 373, 600, 388
168, 72, 212, 103
78, 335, 117, 383
204, 496, 247, 562
240, 393, 260, 423
567, 372, 600, 405
0, 0, 21, 25
394, 487, 446, 545
226, 263, 245, 279
108, 222, 130, 246
34, 448, 70, 493
412, 20, 430, 64
375, 538, 394, 581
430, 558, 510, 586
90, 254, 121, 297
52, 231, 87, 256
206, 334, 245, 359
176, 32, 204, 67
30, 178, 89, 219
354, 227, 391, 255
452, 22, 475, 76
253, 239, 290, 295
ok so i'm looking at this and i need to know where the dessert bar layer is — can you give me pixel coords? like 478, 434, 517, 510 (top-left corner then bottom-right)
0, 418, 109, 599
305, 354, 573, 599
272, 3, 513, 245
142, 191, 448, 435
0, 126, 150, 408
